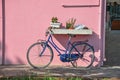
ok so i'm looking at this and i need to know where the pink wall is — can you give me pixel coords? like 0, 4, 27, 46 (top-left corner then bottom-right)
2, 0, 105, 67
0, 0, 2, 64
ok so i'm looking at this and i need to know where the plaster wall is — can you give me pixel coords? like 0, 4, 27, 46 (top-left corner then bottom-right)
3, 0, 105, 67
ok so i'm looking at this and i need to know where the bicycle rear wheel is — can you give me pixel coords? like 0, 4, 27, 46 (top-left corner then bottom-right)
27, 42, 53, 69
70, 42, 95, 68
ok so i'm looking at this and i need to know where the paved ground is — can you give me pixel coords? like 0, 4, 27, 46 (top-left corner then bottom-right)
0, 65, 120, 79
105, 30, 120, 66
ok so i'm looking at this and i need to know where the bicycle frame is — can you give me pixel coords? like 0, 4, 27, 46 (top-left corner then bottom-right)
43, 34, 73, 56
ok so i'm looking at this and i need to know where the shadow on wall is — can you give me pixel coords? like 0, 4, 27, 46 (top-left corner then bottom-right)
4, 45, 25, 64
53, 31, 101, 67
53, 32, 100, 51
0, 41, 13, 65
0, 41, 2, 64
0, 44, 24, 65
0, 41, 24, 65
15, 56, 25, 64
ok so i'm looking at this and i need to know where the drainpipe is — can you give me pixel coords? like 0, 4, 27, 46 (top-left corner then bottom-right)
2, 0, 5, 65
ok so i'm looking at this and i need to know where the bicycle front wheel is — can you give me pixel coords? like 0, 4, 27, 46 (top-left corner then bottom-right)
70, 42, 95, 68
27, 42, 53, 69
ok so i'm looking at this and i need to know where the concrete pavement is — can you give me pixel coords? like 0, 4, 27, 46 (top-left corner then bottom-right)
0, 65, 120, 79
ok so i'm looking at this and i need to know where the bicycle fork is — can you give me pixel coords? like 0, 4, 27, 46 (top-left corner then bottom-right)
39, 42, 48, 56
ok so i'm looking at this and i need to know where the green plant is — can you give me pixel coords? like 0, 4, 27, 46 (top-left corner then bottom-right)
51, 17, 58, 23
43, 76, 56, 80
66, 18, 76, 29
68, 77, 82, 80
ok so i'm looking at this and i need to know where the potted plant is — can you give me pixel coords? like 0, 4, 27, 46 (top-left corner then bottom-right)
50, 17, 61, 28
51, 17, 58, 23
66, 18, 76, 29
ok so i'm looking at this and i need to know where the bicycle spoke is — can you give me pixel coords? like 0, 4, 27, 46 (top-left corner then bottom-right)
81, 46, 91, 54
71, 60, 77, 67
70, 42, 94, 68
82, 58, 90, 62
27, 42, 53, 69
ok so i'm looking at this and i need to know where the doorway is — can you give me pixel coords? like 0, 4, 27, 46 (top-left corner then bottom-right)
105, 0, 120, 66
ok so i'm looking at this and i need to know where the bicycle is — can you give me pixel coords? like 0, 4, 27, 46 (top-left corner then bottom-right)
27, 29, 95, 69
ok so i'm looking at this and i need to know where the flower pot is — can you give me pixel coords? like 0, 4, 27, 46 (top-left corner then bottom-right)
50, 22, 61, 28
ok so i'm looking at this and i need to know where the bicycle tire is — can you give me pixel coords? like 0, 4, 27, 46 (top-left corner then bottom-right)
27, 42, 53, 69
69, 42, 95, 68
